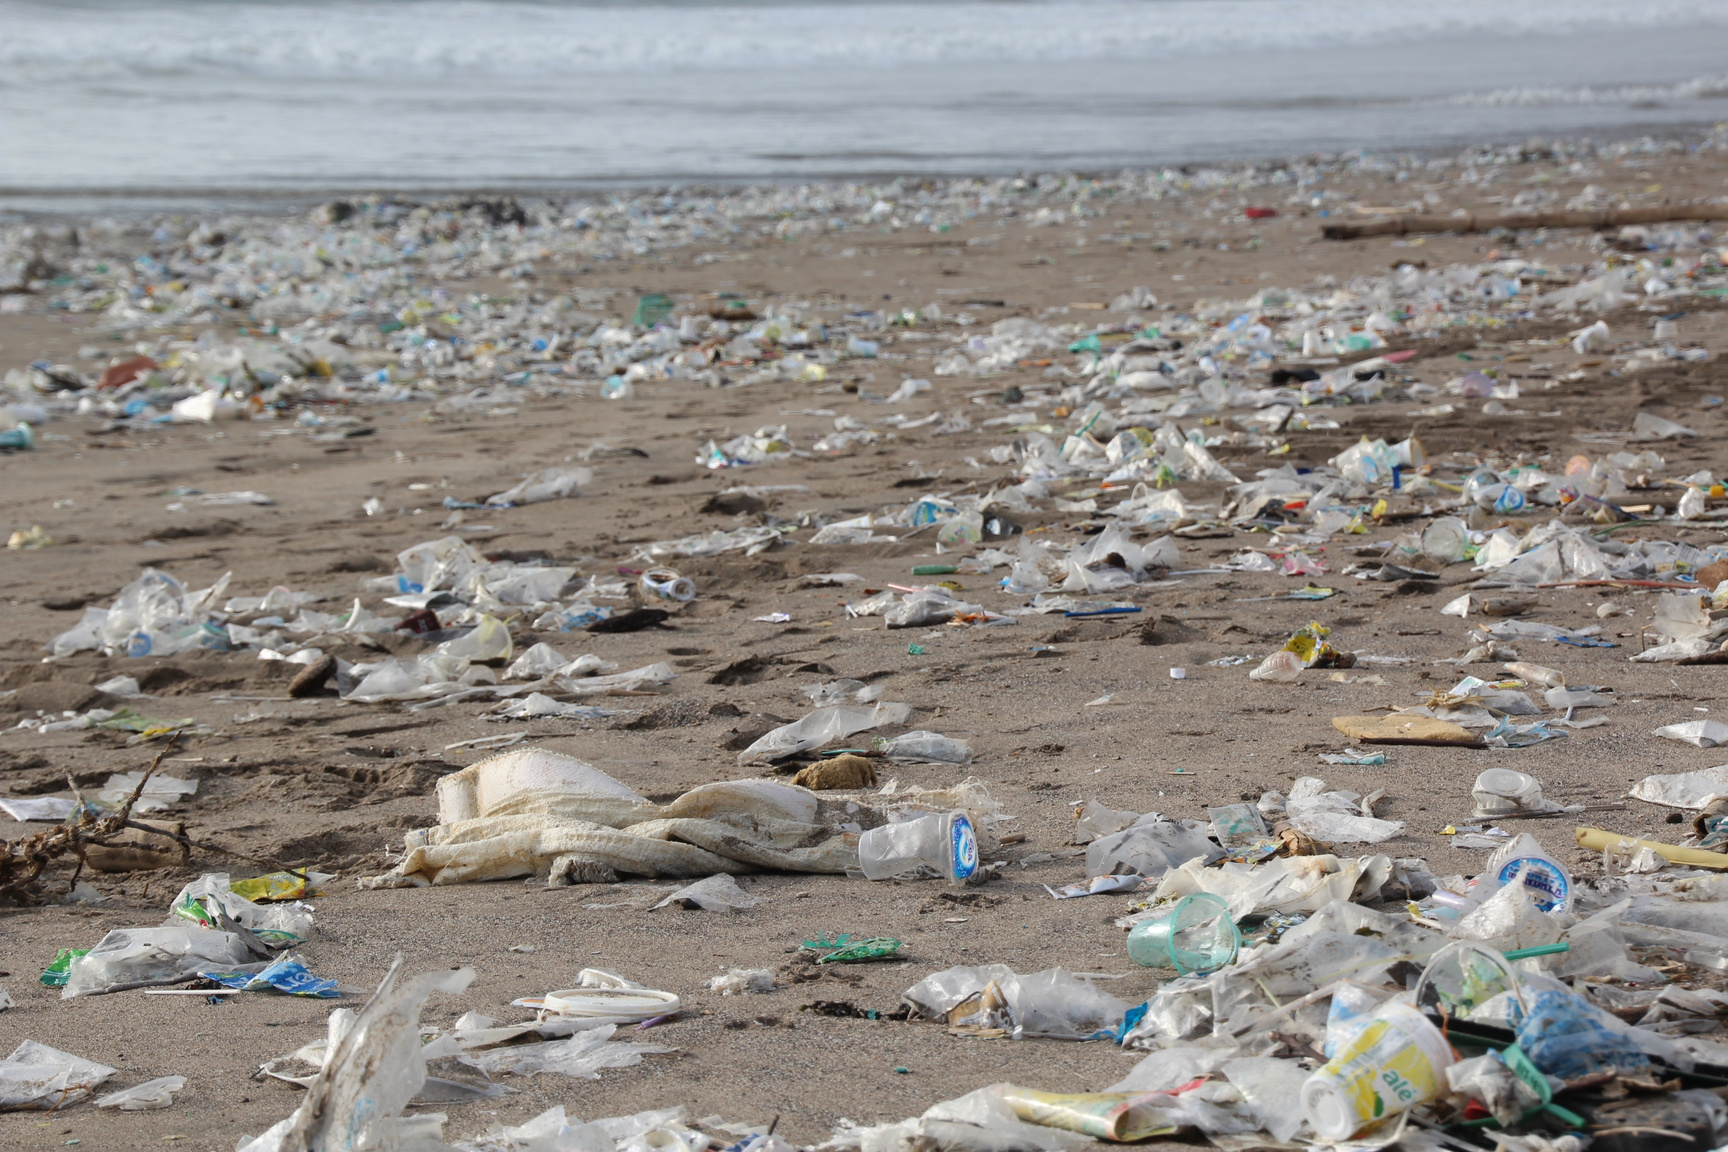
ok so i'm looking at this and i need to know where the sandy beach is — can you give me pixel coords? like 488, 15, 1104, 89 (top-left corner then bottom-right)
3, 132, 1728, 1150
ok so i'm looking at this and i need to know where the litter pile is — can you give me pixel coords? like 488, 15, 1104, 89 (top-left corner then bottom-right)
814, 760, 1728, 1152
360, 746, 1003, 888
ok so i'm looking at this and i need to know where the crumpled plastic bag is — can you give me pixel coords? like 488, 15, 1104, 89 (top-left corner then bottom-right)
1283, 777, 1404, 844
1073, 800, 1140, 844
737, 702, 911, 764
236, 960, 472, 1152
1652, 721, 1728, 749
709, 968, 776, 995
1450, 870, 1566, 953
487, 465, 592, 506
95, 1075, 186, 1111
366, 748, 871, 887
886, 590, 979, 628
1632, 637, 1720, 663
63, 925, 266, 998
169, 872, 314, 948
902, 964, 1131, 1041
1223, 1056, 1312, 1143
830, 1085, 1093, 1152
1151, 854, 1390, 921
1085, 816, 1222, 879
457, 1023, 671, 1079
652, 874, 766, 912
97, 771, 197, 813
874, 730, 972, 763
1630, 764, 1728, 809
0, 1041, 117, 1111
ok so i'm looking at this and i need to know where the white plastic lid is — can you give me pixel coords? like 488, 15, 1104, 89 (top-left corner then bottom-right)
538, 986, 681, 1020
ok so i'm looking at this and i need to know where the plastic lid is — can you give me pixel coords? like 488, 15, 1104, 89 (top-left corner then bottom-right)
538, 986, 681, 1020
1475, 768, 1534, 796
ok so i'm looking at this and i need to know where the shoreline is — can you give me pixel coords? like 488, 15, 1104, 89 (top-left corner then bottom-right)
2, 121, 1724, 222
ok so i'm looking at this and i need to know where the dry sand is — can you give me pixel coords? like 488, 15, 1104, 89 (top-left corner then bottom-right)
2, 142, 1728, 1150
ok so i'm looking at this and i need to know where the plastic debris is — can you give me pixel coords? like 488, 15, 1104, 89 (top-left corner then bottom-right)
0, 1041, 117, 1111
708, 968, 777, 996
652, 874, 766, 912
94, 1075, 187, 1111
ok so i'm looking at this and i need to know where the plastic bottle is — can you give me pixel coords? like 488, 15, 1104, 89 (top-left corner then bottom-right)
857, 811, 977, 884
1301, 1001, 1456, 1141
0, 422, 33, 451
600, 375, 634, 400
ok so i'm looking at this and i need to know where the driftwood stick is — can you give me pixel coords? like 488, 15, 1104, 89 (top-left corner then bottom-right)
1322, 203, 1728, 241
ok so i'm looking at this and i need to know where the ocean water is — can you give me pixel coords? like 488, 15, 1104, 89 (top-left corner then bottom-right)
4, 0, 1728, 197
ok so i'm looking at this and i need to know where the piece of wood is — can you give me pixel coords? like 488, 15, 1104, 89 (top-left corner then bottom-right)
1322, 203, 1728, 241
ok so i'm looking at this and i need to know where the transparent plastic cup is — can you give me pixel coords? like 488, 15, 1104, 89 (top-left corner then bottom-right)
1126, 892, 1240, 974
1421, 517, 1469, 563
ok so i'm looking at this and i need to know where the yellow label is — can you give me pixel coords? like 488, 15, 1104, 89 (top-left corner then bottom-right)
1321, 1018, 1443, 1126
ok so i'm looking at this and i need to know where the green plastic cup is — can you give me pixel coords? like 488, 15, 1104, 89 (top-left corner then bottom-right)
1126, 892, 1241, 974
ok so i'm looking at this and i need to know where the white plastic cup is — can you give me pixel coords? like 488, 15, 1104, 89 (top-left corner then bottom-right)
1470, 769, 1543, 817
1301, 1001, 1456, 1141
857, 811, 977, 884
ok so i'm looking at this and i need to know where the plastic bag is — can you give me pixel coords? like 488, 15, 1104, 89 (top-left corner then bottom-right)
1444, 1053, 1536, 1126
1516, 989, 1651, 1080
458, 1023, 671, 1079
1652, 721, 1728, 749
1630, 765, 1728, 809
237, 961, 473, 1152
435, 614, 514, 662
1450, 870, 1565, 953
886, 590, 977, 628
1322, 983, 1388, 1059
1284, 778, 1405, 844
95, 1075, 186, 1111
487, 466, 592, 506
736, 702, 910, 764
169, 873, 314, 947
1073, 800, 1139, 844
652, 874, 765, 912
874, 730, 972, 763
1224, 1056, 1312, 1143
63, 925, 263, 998
708, 968, 776, 996
902, 965, 1130, 1041
1085, 817, 1222, 879
0, 1041, 117, 1111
